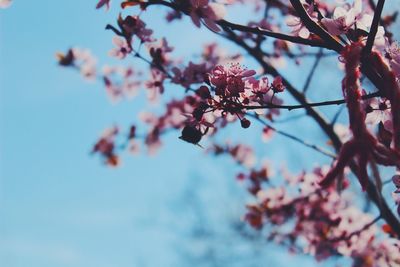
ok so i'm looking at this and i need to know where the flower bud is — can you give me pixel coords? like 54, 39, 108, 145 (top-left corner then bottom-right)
241, 118, 251, 128
196, 85, 211, 99
179, 125, 202, 144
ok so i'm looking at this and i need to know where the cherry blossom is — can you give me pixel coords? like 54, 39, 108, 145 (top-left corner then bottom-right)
109, 36, 132, 59
322, 0, 363, 35
188, 0, 226, 32
57, 47, 97, 81
321, 0, 385, 42
102, 65, 141, 102
145, 69, 166, 102
209, 63, 256, 96
286, 2, 317, 39
386, 42, 400, 79
364, 98, 391, 127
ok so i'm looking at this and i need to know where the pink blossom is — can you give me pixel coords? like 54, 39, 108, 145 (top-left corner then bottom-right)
104, 76, 122, 103
387, 42, 400, 79
189, 0, 226, 32
248, 76, 270, 95
286, 2, 317, 38
145, 128, 162, 155
364, 98, 391, 127
145, 69, 166, 102
71, 48, 97, 80
271, 76, 285, 93
230, 144, 256, 167
102, 65, 141, 102
209, 65, 227, 88
334, 123, 352, 143
322, 0, 362, 35
209, 64, 256, 96
261, 126, 273, 142
321, 0, 384, 38
109, 36, 132, 59
257, 187, 289, 209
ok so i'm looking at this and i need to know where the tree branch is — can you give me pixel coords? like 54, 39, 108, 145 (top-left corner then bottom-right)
289, 0, 343, 52
217, 20, 332, 49
242, 92, 381, 111
363, 0, 385, 56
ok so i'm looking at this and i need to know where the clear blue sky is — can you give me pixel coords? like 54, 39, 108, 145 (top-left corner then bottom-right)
0, 1, 346, 267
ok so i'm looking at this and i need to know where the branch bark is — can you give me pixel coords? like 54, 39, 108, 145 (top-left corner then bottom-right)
363, 0, 386, 56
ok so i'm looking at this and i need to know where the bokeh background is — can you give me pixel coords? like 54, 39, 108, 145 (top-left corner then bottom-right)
4, 1, 395, 266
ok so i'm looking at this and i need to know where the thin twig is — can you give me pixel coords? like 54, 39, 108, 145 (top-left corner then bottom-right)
303, 48, 323, 93
328, 215, 381, 242
248, 113, 336, 159
330, 105, 345, 125
242, 91, 381, 111
218, 20, 332, 49
273, 113, 306, 123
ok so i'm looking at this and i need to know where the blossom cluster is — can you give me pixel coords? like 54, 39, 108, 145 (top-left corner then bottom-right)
55, 0, 400, 265
242, 165, 400, 266
57, 48, 97, 80
207, 140, 400, 266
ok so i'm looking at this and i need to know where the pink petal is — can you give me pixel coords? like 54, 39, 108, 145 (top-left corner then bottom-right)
286, 16, 300, 27
190, 13, 202, 28
393, 175, 400, 187
208, 3, 226, 20
321, 18, 343, 35
298, 27, 310, 39
390, 60, 400, 78
241, 69, 256, 77
203, 18, 221, 32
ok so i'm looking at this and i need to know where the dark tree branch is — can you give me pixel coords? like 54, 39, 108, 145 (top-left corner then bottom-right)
217, 20, 332, 49
363, 0, 385, 56
242, 92, 381, 111
289, 0, 344, 52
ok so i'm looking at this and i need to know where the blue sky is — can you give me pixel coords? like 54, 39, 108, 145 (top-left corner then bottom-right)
0, 1, 350, 266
